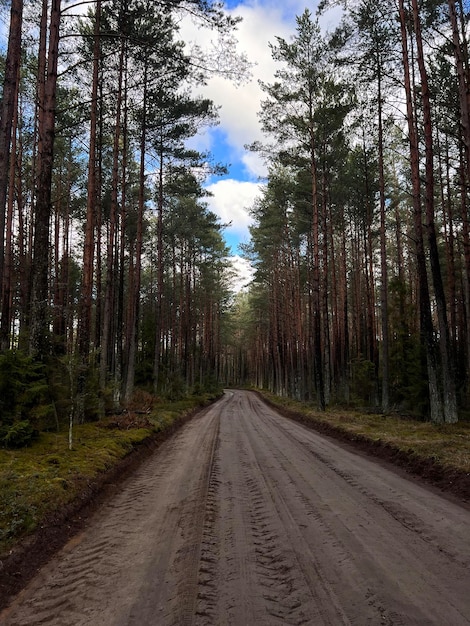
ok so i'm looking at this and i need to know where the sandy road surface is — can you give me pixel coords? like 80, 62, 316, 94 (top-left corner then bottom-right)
1, 390, 470, 625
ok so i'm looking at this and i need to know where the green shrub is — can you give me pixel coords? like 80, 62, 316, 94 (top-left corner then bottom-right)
350, 356, 377, 404
0, 350, 54, 445
1, 420, 38, 448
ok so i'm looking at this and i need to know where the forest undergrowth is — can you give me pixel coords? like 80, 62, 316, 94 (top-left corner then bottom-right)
260, 391, 470, 471
1, 388, 469, 566
0, 391, 220, 559
258, 390, 470, 501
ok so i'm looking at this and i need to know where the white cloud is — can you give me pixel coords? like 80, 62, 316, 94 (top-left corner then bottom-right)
181, 1, 342, 164
181, 1, 342, 261
180, 1, 296, 162
229, 254, 255, 291
241, 151, 267, 179
205, 178, 263, 242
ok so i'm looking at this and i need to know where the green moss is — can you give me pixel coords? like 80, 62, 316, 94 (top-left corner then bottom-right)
260, 391, 470, 473
0, 425, 152, 552
0, 393, 218, 556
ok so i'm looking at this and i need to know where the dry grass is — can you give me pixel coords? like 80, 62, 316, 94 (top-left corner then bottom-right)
261, 392, 470, 474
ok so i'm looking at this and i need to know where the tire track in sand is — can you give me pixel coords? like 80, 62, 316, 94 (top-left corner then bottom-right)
1, 405, 221, 626
2, 390, 470, 626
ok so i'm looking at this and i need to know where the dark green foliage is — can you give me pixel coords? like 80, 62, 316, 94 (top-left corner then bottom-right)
1, 420, 37, 448
164, 372, 187, 401
350, 356, 376, 405
0, 487, 36, 544
0, 351, 53, 446
195, 373, 220, 395
387, 278, 429, 417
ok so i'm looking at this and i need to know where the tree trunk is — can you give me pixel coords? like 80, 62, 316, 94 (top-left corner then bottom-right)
309, 103, 325, 410
411, 0, 458, 423
448, 0, 470, 185
78, 0, 101, 358
0, 69, 20, 351
125, 62, 147, 402
0, 0, 23, 298
153, 143, 164, 394
458, 146, 470, 382
100, 33, 124, 390
362, 134, 378, 404
29, 0, 61, 358
398, 0, 442, 423
377, 59, 390, 412
116, 68, 128, 401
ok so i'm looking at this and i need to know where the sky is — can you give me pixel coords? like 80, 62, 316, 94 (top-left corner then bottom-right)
0, 1, 339, 292
180, 0, 342, 290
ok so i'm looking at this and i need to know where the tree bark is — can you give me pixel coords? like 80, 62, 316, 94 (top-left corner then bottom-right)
448, 0, 470, 185
125, 61, 147, 402
309, 101, 325, 411
78, 0, 101, 358
153, 141, 164, 394
29, 0, 61, 358
100, 32, 124, 390
0, 0, 23, 299
411, 0, 458, 423
0, 68, 20, 351
377, 57, 390, 412
398, 0, 442, 423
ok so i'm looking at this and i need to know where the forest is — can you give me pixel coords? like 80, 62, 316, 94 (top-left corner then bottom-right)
0, 0, 469, 446
232, 0, 470, 425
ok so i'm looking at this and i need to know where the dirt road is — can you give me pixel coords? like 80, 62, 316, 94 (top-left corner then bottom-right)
1, 390, 470, 625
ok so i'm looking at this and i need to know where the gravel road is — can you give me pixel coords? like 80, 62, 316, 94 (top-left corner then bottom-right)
1, 390, 470, 625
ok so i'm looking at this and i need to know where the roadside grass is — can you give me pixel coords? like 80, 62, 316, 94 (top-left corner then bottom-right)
259, 391, 470, 474
0, 393, 217, 557
3, 389, 469, 558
